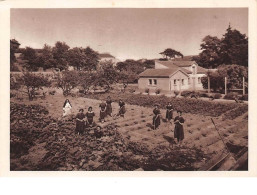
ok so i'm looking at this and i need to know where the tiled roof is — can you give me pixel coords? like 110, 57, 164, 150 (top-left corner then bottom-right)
197, 66, 207, 74
99, 53, 114, 58
139, 68, 189, 78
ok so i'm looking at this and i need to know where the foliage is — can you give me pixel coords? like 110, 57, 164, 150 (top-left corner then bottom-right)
223, 104, 248, 120
83, 47, 99, 71
240, 94, 248, 101
142, 60, 155, 69
36, 44, 55, 70
85, 91, 241, 117
195, 25, 248, 68
220, 25, 248, 67
181, 90, 192, 97
213, 93, 222, 99
174, 90, 180, 97
10, 74, 21, 90
155, 88, 161, 94
55, 71, 79, 96
22, 47, 39, 71
52, 41, 70, 71
159, 48, 183, 60
144, 88, 150, 94
18, 72, 51, 100
194, 36, 222, 68
224, 92, 238, 100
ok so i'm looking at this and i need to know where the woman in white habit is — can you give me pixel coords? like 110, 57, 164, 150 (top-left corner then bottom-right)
63, 99, 72, 117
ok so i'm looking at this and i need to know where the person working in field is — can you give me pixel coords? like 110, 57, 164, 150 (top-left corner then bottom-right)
165, 102, 174, 123
116, 99, 126, 118
63, 99, 72, 117
152, 104, 161, 130
106, 96, 113, 117
99, 100, 107, 123
86, 107, 95, 128
174, 110, 185, 145
75, 109, 85, 135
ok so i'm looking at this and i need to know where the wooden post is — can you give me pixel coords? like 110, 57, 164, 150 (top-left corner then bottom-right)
208, 76, 210, 94
243, 77, 245, 95
225, 77, 227, 95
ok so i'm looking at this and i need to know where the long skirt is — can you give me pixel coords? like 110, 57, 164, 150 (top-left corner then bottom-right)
166, 110, 173, 121
153, 115, 161, 129
119, 106, 126, 117
174, 124, 184, 141
63, 107, 72, 117
87, 118, 94, 125
75, 121, 85, 134
100, 110, 106, 120
106, 104, 112, 116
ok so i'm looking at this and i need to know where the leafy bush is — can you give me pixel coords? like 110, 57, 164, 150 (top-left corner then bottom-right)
145, 88, 149, 94
199, 92, 209, 98
17, 72, 51, 100
85, 92, 240, 117
174, 90, 179, 97
224, 92, 237, 100
181, 90, 192, 97
155, 88, 161, 94
213, 93, 222, 99
223, 104, 248, 120
240, 94, 248, 101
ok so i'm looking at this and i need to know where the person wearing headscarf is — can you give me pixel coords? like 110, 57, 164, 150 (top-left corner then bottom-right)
75, 109, 85, 135
166, 102, 174, 122
174, 110, 185, 145
63, 99, 72, 117
106, 96, 113, 117
153, 104, 161, 130
86, 106, 95, 127
99, 100, 107, 123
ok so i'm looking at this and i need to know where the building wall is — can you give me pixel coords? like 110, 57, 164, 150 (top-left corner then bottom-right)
169, 71, 190, 91
138, 77, 170, 93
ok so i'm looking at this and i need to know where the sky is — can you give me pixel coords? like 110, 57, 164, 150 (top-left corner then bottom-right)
11, 8, 248, 60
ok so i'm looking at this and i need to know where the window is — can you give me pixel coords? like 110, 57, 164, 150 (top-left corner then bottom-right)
182, 79, 184, 85
192, 66, 196, 74
149, 79, 152, 85
174, 79, 176, 85
153, 79, 157, 85
198, 77, 201, 84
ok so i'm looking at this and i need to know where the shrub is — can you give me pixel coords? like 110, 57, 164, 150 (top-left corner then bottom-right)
199, 92, 209, 98
181, 90, 192, 97
224, 92, 237, 100
223, 104, 248, 120
213, 93, 222, 99
174, 90, 179, 97
240, 94, 248, 101
155, 88, 161, 95
56, 71, 79, 96
144, 88, 150, 94
17, 72, 51, 100
49, 90, 56, 95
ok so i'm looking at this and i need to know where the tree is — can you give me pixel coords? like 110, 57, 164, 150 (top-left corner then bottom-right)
18, 72, 51, 100
83, 47, 99, 71
52, 41, 70, 71
201, 64, 248, 92
22, 47, 39, 71
142, 60, 155, 69
220, 24, 248, 67
116, 62, 127, 72
159, 48, 183, 59
37, 44, 55, 70
77, 71, 94, 93
195, 35, 222, 68
56, 71, 79, 96
68, 47, 87, 70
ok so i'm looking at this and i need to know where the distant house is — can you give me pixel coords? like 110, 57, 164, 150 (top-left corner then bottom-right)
99, 53, 116, 64
138, 60, 208, 93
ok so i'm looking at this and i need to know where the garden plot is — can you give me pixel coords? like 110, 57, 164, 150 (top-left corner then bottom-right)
10, 93, 248, 171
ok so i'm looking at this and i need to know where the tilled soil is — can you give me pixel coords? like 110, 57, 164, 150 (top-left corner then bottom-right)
10, 102, 208, 171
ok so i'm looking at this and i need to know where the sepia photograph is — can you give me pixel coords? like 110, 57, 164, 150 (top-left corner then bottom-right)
9, 7, 249, 171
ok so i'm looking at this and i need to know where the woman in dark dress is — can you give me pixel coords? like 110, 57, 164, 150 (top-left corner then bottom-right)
106, 96, 113, 117
99, 100, 107, 123
153, 104, 161, 130
118, 99, 126, 118
166, 102, 174, 122
75, 109, 85, 135
174, 110, 185, 145
86, 107, 95, 127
